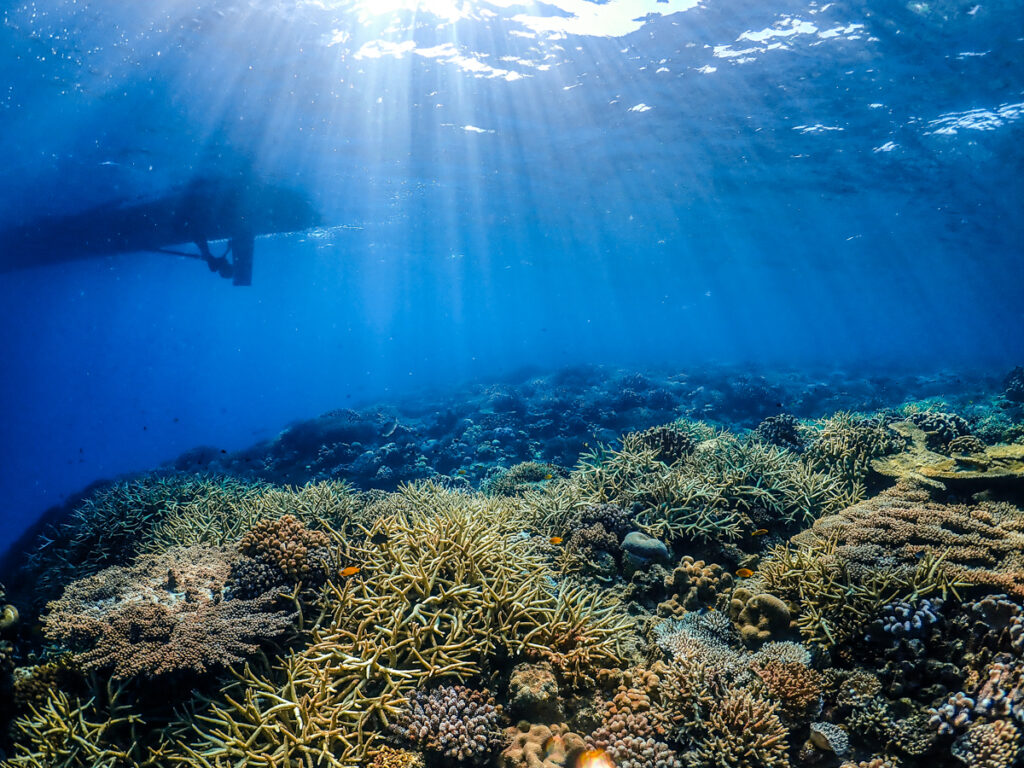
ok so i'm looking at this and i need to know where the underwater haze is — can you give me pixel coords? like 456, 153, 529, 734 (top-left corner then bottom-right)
1, 0, 1022, 545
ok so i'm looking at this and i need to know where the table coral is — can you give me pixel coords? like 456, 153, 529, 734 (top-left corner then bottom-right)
42, 545, 294, 680
804, 479, 1024, 597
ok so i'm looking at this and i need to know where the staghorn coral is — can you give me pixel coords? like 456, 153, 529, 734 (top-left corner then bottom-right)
371, 745, 425, 768
657, 556, 734, 617
3, 680, 174, 768
43, 545, 293, 680
754, 530, 962, 650
500, 723, 586, 768
687, 688, 790, 768
390, 685, 505, 763
25, 474, 257, 603
185, 483, 632, 766
140, 480, 271, 551
239, 513, 331, 583
803, 411, 903, 488
577, 430, 855, 544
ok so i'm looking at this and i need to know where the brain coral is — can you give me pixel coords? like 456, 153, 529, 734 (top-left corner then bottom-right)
43, 545, 293, 679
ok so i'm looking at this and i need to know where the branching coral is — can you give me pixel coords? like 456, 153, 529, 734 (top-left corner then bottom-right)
26, 474, 258, 603
687, 688, 790, 768
484, 462, 565, 497
803, 412, 903, 488
4, 680, 174, 768
753, 531, 962, 650
43, 546, 294, 679
184, 483, 633, 766
575, 429, 855, 543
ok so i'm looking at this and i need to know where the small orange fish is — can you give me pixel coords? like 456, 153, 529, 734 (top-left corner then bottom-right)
751, 528, 769, 537
457, 469, 467, 475
550, 536, 563, 545
340, 566, 361, 577
544, 473, 553, 480
735, 568, 755, 578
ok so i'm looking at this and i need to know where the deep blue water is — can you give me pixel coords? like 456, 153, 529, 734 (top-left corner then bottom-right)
0, 0, 1021, 549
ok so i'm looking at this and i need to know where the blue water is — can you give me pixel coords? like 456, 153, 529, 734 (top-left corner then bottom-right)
0, 0, 1021, 548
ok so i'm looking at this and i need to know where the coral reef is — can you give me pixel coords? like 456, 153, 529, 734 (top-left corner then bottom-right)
485, 462, 566, 496
182, 484, 633, 766
371, 746, 425, 768
42, 545, 294, 679
5, 367, 1024, 768
508, 662, 562, 720
872, 421, 1024, 491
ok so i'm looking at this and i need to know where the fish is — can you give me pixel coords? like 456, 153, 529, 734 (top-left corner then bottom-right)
751, 528, 769, 536
340, 566, 361, 577
735, 568, 755, 578
550, 536, 563, 545
544, 473, 554, 480
457, 469, 467, 475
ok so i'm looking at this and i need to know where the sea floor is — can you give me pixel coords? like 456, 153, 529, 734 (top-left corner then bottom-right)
2, 364, 1024, 768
